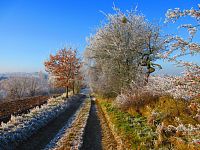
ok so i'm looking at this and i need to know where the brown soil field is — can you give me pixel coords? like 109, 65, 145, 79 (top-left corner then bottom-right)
0, 94, 60, 123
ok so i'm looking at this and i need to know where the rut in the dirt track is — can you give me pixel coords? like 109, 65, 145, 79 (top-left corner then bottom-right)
81, 100, 102, 150
81, 100, 117, 150
15, 94, 86, 150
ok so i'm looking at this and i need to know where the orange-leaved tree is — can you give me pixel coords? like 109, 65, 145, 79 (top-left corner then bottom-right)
44, 47, 82, 98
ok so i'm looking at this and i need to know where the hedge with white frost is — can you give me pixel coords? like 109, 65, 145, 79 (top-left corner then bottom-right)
0, 94, 84, 149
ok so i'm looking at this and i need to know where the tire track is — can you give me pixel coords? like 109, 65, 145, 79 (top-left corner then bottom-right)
81, 100, 117, 150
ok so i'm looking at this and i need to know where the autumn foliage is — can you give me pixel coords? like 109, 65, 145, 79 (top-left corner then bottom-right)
44, 48, 82, 98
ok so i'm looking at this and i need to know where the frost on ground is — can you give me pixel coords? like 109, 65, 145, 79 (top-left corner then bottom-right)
47, 99, 91, 150
0, 93, 78, 149
81, 100, 117, 150
44, 98, 88, 150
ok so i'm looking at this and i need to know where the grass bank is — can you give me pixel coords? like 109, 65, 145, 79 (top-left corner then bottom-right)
96, 97, 157, 149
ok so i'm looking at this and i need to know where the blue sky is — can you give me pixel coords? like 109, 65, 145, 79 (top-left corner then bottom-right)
0, 0, 199, 73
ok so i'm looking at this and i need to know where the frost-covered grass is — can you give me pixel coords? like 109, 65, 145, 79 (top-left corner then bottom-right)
0, 93, 76, 149
97, 95, 200, 149
97, 98, 157, 149
47, 98, 91, 150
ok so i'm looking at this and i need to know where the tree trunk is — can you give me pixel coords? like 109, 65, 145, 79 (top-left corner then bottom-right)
73, 82, 75, 95
66, 86, 69, 98
145, 72, 150, 84
145, 58, 151, 84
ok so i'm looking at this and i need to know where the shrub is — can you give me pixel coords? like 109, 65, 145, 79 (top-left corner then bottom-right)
115, 90, 159, 112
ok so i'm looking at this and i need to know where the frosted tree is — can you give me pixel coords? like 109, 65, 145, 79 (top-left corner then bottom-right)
163, 4, 200, 99
85, 7, 164, 96
2, 77, 28, 99
26, 77, 41, 96
164, 4, 200, 73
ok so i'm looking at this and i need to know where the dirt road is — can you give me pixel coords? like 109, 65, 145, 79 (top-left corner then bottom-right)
15, 94, 86, 150
81, 100, 117, 150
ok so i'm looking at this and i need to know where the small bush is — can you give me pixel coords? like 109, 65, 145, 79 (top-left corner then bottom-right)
115, 89, 159, 113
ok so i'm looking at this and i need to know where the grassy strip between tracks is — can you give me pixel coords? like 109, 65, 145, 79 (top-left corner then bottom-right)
54, 99, 91, 150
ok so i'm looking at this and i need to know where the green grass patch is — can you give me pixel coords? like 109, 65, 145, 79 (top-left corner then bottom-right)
98, 99, 157, 149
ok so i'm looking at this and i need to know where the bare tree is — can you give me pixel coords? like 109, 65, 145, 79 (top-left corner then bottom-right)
0, 81, 6, 100
26, 77, 40, 96
2, 77, 28, 99
1, 75, 50, 99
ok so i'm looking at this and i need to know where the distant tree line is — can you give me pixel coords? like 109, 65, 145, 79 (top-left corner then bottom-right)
0, 75, 65, 100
